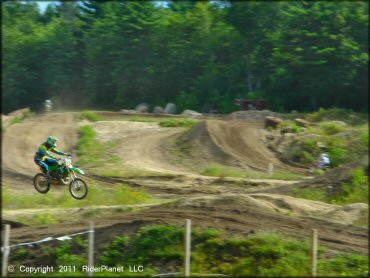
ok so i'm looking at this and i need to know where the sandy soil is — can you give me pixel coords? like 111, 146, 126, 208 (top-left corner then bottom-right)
1, 112, 368, 256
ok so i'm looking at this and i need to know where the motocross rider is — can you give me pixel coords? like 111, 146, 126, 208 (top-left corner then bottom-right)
34, 136, 70, 177
317, 153, 330, 169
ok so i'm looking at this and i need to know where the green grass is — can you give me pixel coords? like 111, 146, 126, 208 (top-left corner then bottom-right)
10, 116, 23, 125
127, 115, 201, 128
4, 109, 33, 129
77, 124, 174, 179
10, 225, 367, 277
99, 168, 176, 179
292, 168, 368, 206
307, 107, 367, 125
2, 182, 156, 210
127, 115, 160, 123
80, 111, 104, 122
159, 118, 200, 128
292, 123, 368, 167
334, 168, 369, 204
319, 121, 345, 135
281, 108, 368, 168
77, 125, 122, 168
201, 164, 304, 180
280, 120, 301, 133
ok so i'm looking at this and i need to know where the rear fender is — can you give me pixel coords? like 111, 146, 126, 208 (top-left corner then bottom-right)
71, 167, 85, 175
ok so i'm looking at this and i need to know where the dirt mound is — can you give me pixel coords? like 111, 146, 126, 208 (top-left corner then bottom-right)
174, 194, 280, 212
260, 157, 368, 196
178, 120, 303, 172
228, 110, 282, 121
174, 193, 367, 225
176, 121, 238, 167
248, 194, 367, 225
2, 113, 79, 179
298, 158, 368, 190
7, 200, 368, 255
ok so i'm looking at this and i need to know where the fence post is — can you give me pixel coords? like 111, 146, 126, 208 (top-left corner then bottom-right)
311, 229, 318, 277
2, 224, 11, 278
184, 219, 191, 278
268, 162, 274, 176
88, 222, 94, 277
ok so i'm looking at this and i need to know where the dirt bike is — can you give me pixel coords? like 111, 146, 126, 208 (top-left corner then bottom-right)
33, 155, 88, 200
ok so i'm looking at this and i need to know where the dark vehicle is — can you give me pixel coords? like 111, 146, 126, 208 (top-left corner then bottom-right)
235, 98, 268, 110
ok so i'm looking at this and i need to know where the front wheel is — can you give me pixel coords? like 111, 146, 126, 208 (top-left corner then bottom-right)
69, 178, 88, 200
33, 173, 51, 194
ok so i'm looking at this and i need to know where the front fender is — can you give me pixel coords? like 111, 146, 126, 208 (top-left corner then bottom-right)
71, 167, 85, 175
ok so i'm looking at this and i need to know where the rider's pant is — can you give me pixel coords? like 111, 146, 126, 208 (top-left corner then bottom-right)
35, 157, 58, 173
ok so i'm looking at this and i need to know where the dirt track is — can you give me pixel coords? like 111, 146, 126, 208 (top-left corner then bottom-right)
2, 113, 79, 181
2, 112, 368, 256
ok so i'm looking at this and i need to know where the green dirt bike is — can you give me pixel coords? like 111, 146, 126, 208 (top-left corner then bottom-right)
33, 155, 88, 200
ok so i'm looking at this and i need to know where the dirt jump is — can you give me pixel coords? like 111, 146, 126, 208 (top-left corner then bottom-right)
2, 113, 79, 187
177, 120, 305, 173
2, 111, 368, 257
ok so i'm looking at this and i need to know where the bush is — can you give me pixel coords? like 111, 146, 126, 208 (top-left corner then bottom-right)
338, 169, 369, 204
320, 122, 345, 135
55, 240, 87, 268
308, 108, 367, 125
318, 254, 369, 277
280, 120, 300, 133
324, 137, 348, 167
293, 168, 369, 205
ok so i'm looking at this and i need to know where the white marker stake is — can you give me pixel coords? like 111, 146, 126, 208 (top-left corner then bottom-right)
184, 219, 191, 277
2, 224, 11, 278
268, 162, 274, 176
88, 222, 94, 277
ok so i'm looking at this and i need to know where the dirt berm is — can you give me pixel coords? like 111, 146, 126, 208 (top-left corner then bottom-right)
2, 113, 79, 176
177, 120, 304, 172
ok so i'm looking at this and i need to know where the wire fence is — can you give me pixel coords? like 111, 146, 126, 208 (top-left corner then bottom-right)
1, 220, 319, 277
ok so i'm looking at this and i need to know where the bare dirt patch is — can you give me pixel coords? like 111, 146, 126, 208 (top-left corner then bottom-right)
2, 112, 368, 258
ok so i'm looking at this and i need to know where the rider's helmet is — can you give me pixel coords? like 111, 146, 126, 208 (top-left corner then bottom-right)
46, 136, 58, 148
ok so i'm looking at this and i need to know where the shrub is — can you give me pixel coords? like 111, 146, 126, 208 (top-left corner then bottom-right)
100, 236, 130, 266
338, 169, 369, 204
318, 254, 369, 277
55, 241, 87, 268
293, 168, 369, 205
308, 107, 367, 125
280, 120, 300, 133
327, 145, 348, 167
320, 122, 345, 135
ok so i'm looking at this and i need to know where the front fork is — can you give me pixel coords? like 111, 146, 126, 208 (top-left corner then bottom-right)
69, 171, 78, 182
69, 171, 83, 190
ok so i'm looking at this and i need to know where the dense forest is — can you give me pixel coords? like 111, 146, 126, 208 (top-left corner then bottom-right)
2, 0, 368, 114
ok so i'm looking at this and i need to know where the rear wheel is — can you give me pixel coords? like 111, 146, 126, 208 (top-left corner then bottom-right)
33, 173, 51, 194
69, 178, 88, 200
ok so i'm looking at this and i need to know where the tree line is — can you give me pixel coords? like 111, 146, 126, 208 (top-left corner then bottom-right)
2, 0, 368, 114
